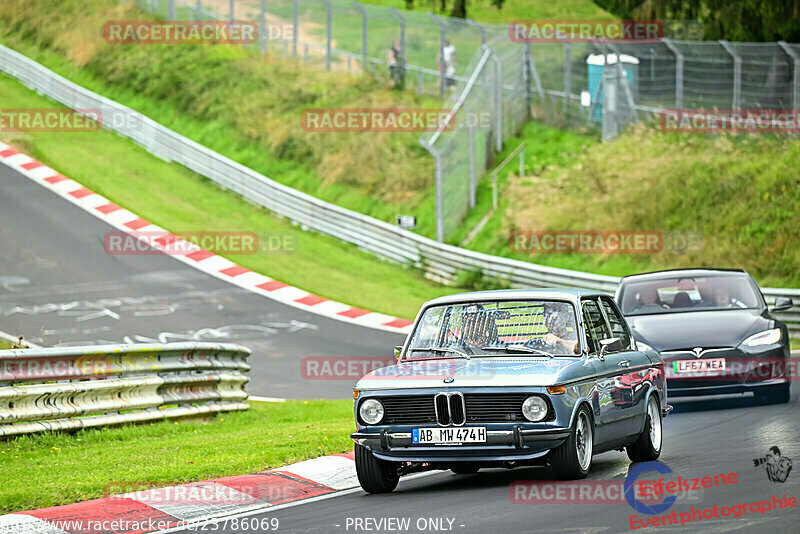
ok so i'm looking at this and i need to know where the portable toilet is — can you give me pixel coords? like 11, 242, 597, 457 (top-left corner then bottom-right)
586, 53, 639, 122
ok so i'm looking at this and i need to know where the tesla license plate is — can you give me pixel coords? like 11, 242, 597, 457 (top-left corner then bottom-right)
673, 358, 726, 374
412, 427, 486, 445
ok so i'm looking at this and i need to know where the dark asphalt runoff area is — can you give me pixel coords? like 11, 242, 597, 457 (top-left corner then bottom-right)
0, 164, 405, 399
176, 391, 800, 533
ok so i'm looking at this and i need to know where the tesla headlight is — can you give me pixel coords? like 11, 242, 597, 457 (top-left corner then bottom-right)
742, 328, 782, 347
358, 399, 384, 425
636, 340, 654, 352
522, 396, 548, 422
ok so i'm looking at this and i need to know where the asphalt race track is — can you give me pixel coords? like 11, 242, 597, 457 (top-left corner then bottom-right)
173, 392, 800, 533
0, 164, 404, 399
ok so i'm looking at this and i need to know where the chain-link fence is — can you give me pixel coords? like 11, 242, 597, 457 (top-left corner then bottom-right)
135, 1, 799, 241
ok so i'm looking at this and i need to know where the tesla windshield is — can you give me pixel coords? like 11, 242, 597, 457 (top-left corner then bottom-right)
406, 300, 580, 358
619, 274, 763, 316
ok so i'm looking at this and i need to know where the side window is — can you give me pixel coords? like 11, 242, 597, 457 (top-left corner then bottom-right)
600, 298, 632, 351
581, 299, 611, 355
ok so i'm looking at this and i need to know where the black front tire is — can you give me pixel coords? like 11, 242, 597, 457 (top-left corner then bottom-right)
355, 444, 399, 494
550, 405, 593, 480
627, 396, 663, 462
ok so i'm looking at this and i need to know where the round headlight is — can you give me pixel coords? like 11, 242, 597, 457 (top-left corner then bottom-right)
522, 396, 548, 422
359, 399, 384, 425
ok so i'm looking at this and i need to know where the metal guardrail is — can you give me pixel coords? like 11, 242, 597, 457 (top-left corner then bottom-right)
0, 44, 796, 331
0, 342, 250, 437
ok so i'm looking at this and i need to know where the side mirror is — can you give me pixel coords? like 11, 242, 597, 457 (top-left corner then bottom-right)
394, 345, 403, 360
599, 337, 622, 359
771, 297, 793, 313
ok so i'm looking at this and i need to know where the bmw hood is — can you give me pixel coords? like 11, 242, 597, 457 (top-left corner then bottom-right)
626, 309, 770, 351
355, 357, 591, 390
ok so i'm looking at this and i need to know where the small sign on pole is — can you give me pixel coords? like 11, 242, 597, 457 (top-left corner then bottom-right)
396, 215, 417, 230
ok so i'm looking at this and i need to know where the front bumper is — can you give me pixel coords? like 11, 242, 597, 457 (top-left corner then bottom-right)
351, 426, 570, 462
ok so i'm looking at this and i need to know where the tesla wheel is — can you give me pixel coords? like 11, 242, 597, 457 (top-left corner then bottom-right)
757, 383, 791, 405
551, 404, 593, 480
355, 443, 399, 494
627, 396, 662, 462
450, 464, 480, 475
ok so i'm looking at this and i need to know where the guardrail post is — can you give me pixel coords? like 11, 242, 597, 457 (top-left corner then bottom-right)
563, 42, 571, 117
168, 0, 177, 20
662, 39, 684, 109
260, 0, 267, 53
321, 0, 332, 70
292, 0, 298, 57
778, 42, 800, 112
719, 40, 741, 111
353, 2, 368, 71
464, 103, 476, 208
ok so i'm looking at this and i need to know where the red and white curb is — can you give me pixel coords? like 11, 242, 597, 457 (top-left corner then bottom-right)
0, 142, 413, 335
0, 452, 358, 533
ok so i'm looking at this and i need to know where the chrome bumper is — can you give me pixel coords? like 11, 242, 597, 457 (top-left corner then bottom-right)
351, 426, 571, 450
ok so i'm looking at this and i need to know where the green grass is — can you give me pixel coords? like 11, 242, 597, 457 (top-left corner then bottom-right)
0, 74, 463, 319
0, 399, 353, 513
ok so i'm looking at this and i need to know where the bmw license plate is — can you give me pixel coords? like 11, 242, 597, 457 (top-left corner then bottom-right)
673, 358, 726, 373
412, 427, 486, 445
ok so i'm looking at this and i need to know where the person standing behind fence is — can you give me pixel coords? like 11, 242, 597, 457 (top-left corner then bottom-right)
388, 38, 405, 90
437, 39, 457, 91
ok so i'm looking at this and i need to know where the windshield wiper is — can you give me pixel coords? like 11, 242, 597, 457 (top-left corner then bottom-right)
481, 344, 554, 358
408, 347, 471, 360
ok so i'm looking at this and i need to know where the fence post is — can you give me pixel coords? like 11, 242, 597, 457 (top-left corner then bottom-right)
778, 41, 800, 112
719, 40, 741, 110
389, 8, 405, 68
353, 2, 368, 71
488, 48, 503, 151
563, 42, 571, 117
430, 14, 447, 99
662, 38, 684, 109
229, 0, 234, 21
196, 0, 203, 21
168, 0, 176, 20
519, 147, 524, 178
421, 140, 444, 243
292, 0, 298, 57
601, 58, 618, 142
607, 43, 638, 125
522, 42, 532, 117
467, 18, 486, 45
463, 103, 476, 209
260, 0, 267, 53
321, 0, 332, 70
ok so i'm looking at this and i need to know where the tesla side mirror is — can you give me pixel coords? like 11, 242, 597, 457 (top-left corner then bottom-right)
771, 297, 793, 313
599, 337, 622, 359
394, 345, 403, 359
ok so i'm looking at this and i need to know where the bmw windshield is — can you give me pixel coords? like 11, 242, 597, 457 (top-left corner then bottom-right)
405, 300, 581, 359
619, 274, 763, 316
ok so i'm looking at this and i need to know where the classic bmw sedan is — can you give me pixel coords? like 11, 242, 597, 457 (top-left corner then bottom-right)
350, 289, 670, 493
616, 269, 793, 404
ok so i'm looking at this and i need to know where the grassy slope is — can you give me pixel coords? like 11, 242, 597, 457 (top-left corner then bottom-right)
0, 400, 353, 513
0, 75, 461, 319
467, 122, 800, 288
359, 0, 611, 23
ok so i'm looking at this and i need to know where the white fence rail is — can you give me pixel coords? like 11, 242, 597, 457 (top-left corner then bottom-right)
0, 342, 250, 436
0, 44, 796, 330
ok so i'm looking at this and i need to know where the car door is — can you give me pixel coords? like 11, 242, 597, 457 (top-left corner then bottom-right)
598, 296, 652, 436
581, 298, 633, 445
